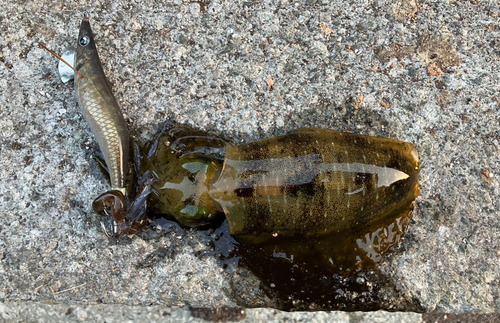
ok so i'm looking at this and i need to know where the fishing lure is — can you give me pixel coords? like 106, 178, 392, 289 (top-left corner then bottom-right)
41, 15, 152, 233
74, 16, 154, 234
74, 15, 130, 194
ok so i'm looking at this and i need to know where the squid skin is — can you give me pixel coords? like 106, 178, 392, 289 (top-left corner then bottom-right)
146, 125, 420, 243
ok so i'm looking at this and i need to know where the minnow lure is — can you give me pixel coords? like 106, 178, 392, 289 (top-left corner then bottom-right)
74, 15, 130, 194
41, 15, 151, 233
43, 15, 129, 193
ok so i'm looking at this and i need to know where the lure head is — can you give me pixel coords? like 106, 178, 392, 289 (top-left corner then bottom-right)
75, 15, 97, 69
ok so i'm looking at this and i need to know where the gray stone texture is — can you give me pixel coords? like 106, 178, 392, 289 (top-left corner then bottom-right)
0, 0, 499, 320
0, 302, 424, 323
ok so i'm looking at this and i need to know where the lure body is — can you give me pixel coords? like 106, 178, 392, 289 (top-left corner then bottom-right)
147, 126, 420, 242
74, 16, 129, 192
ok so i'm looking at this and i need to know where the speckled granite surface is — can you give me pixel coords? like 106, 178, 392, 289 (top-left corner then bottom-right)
0, 302, 424, 323
0, 0, 499, 320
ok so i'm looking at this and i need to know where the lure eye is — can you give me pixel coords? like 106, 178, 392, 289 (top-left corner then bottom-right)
79, 35, 90, 46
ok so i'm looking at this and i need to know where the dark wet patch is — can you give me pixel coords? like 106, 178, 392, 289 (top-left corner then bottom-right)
139, 215, 423, 312
220, 213, 423, 311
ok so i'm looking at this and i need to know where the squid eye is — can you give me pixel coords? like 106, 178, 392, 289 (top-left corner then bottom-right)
79, 35, 90, 46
